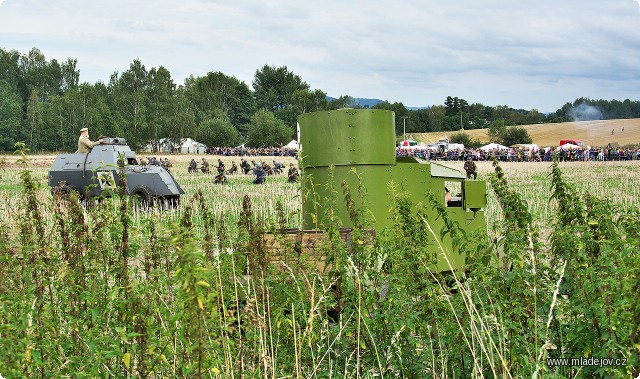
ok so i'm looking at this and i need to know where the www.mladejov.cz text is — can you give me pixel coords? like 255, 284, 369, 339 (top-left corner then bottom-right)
546, 357, 627, 367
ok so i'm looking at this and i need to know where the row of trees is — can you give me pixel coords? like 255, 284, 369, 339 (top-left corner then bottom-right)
2, 47, 640, 152
448, 124, 533, 149
0, 48, 331, 151
366, 98, 547, 137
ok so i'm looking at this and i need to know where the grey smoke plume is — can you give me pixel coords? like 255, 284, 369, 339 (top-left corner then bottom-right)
568, 103, 602, 121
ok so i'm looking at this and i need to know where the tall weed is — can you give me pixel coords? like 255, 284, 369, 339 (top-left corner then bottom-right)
0, 155, 637, 378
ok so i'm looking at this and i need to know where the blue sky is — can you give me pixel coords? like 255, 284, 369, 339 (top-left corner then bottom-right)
1, 0, 640, 112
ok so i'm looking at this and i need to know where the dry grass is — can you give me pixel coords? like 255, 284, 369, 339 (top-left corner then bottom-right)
2, 153, 639, 241
412, 118, 640, 147
0, 153, 300, 239
0, 153, 296, 169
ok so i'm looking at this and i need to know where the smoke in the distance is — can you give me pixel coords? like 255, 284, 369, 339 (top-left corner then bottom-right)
568, 103, 603, 121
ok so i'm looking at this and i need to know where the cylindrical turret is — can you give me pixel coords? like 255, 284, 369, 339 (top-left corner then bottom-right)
298, 109, 396, 168
299, 109, 397, 231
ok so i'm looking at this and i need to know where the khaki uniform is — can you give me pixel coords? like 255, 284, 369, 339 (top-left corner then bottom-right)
77, 135, 99, 153
463, 160, 477, 180
288, 166, 299, 182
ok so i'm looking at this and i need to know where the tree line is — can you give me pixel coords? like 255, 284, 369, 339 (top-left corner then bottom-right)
1, 47, 640, 152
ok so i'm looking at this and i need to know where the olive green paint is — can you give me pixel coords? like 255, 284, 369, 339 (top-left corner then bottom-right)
299, 108, 488, 272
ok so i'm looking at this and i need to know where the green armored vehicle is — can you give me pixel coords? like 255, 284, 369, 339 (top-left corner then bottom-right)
298, 109, 487, 272
48, 137, 184, 207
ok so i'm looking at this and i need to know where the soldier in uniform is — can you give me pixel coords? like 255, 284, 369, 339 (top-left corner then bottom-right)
262, 161, 274, 176
188, 159, 198, 173
273, 160, 284, 174
76, 127, 102, 153
200, 158, 210, 173
228, 161, 238, 175
241, 159, 251, 174
214, 162, 226, 184
253, 164, 266, 184
463, 157, 477, 180
287, 163, 299, 183
161, 158, 172, 173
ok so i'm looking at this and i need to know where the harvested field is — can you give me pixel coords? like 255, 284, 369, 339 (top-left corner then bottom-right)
413, 118, 640, 147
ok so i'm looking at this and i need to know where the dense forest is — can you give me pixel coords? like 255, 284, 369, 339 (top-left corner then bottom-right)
2, 47, 640, 152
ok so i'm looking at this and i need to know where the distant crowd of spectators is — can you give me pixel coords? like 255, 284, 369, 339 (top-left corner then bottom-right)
207, 146, 298, 157
199, 144, 640, 162
396, 146, 640, 162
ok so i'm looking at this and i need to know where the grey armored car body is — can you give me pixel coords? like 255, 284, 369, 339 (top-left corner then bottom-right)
48, 137, 184, 207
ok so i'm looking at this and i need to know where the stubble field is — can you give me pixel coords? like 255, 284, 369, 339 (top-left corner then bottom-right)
1, 154, 638, 237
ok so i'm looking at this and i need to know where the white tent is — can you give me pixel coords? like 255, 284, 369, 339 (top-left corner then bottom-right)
144, 137, 207, 153
284, 140, 299, 149
559, 143, 581, 150
397, 143, 435, 150
447, 143, 465, 150
180, 138, 207, 154
480, 143, 508, 151
512, 143, 539, 151
427, 142, 464, 151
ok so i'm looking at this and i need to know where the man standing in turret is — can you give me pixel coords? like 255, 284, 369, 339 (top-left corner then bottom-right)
77, 128, 102, 153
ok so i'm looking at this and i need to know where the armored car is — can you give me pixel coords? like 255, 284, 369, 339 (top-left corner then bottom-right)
48, 137, 184, 207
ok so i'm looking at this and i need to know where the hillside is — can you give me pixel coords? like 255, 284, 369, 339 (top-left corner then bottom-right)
412, 118, 640, 147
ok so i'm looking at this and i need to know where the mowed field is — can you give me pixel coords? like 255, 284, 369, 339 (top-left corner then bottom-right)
0, 153, 302, 237
1, 152, 639, 236
412, 118, 640, 147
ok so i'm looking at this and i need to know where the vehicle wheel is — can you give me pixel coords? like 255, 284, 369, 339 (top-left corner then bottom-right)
130, 186, 154, 210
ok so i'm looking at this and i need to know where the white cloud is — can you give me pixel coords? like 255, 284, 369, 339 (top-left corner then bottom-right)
1, 0, 640, 111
